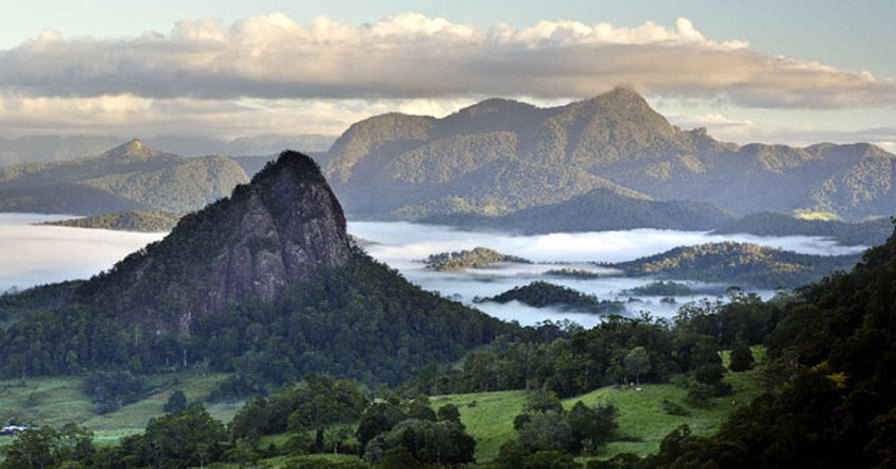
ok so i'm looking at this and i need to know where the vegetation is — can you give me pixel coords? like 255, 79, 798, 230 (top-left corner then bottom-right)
544, 268, 606, 279
426, 188, 736, 234
622, 281, 696, 297
325, 88, 896, 222
478, 281, 626, 315
714, 211, 893, 246
0, 281, 82, 329
0, 250, 510, 390
0, 139, 247, 215
39, 210, 184, 232
424, 246, 531, 271
614, 241, 860, 288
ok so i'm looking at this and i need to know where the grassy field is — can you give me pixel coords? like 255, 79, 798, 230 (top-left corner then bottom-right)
0, 372, 242, 445
431, 352, 765, 462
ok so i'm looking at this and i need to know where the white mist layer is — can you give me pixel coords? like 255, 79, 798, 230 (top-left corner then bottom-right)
0, 213, 165, 292
348, 221, 860, 325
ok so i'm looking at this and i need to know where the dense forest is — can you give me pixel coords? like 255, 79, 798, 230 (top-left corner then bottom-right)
0, 249, 510, 390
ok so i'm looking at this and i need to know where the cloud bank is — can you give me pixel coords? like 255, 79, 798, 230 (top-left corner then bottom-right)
2, 13, 894, 109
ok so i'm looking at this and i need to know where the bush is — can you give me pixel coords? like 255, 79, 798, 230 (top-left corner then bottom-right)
729, 346, 755, 372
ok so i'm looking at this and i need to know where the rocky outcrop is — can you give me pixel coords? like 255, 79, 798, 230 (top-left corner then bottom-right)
76, 150, 352, 332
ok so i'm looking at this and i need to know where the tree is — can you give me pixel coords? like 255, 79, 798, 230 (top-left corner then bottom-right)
164, 390, 187, 413
567, 401, 617, 453
141, 405, 227, 468
624, 346, 650, 386
729, 346, 754, 372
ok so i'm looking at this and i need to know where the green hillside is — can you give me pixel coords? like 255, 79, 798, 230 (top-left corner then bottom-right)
614, 242, 860, 288
0, 139, 248, 215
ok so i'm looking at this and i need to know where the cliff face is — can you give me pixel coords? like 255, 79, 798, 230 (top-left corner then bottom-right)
76, 150, 353, 332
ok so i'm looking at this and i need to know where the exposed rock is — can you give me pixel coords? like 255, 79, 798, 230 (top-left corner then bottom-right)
76, 150, 352, 333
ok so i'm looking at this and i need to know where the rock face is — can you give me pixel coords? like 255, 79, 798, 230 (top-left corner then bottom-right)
76, 151, 352, 332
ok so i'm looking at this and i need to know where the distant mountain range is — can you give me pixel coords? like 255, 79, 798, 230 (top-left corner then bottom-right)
0, 140, 248, 215
323, 87, 896, 222
0, 134, 336, 165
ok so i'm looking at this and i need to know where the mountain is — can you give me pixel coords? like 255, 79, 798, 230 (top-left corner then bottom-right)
0, 151, 507, 385
613, 242, 860, 289
0, 140, 249, 215
323, 88, 896, 222
423, 188, 736, 233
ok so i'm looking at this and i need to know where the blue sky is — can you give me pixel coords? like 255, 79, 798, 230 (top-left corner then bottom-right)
0, 0, 893, 150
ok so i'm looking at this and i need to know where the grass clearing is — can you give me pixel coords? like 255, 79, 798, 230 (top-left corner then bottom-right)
431, 365, 764, 462
0, 372, 240, 445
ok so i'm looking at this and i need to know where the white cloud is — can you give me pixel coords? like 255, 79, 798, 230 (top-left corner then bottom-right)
1, 13, 893, 109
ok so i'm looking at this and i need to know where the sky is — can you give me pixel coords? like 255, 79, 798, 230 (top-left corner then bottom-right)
0, 0, 893, 151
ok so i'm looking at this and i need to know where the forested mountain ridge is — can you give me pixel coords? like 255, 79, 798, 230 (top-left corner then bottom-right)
324, 88, 896, 222
0, 139, 248, 215
0, 151, 509, 385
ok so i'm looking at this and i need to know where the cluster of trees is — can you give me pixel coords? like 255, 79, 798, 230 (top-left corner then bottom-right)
615, 241, 860, 288
498, 391, 618, 467
424, 246, 531, 271
80, 371, 145, 414
0, 280, 81, 327
477, 281, 626, 315
622, 281, 696, 297
405, 291, 777, 400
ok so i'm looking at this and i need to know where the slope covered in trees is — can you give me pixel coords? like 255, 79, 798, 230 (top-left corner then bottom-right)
613, 242, 860, 289
613, 221, 896, 468
0, 140, 248, 215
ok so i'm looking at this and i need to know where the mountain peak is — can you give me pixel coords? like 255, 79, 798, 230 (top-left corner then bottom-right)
252, 149, 327, 186
99, 138, 163, 162
77, 148, 352, 332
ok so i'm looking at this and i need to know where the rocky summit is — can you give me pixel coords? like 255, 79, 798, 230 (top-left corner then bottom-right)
75, 150, 353, 332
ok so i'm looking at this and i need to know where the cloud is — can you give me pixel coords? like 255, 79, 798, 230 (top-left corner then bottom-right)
1, 13, 894, 109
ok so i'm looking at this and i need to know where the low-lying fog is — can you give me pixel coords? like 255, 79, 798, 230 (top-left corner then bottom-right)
0, 214, 866, 329
0, 213, 165, 293
348, 221, 866, 327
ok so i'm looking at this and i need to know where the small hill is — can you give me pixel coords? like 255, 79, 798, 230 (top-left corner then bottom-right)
0, 139, 248, 215
478, 281, 626, 314
0, 151, 509, 386
613, 242, 860, 289
424, 247, 531, 271
713, 211, 892, 246
39, 210, 184, 232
